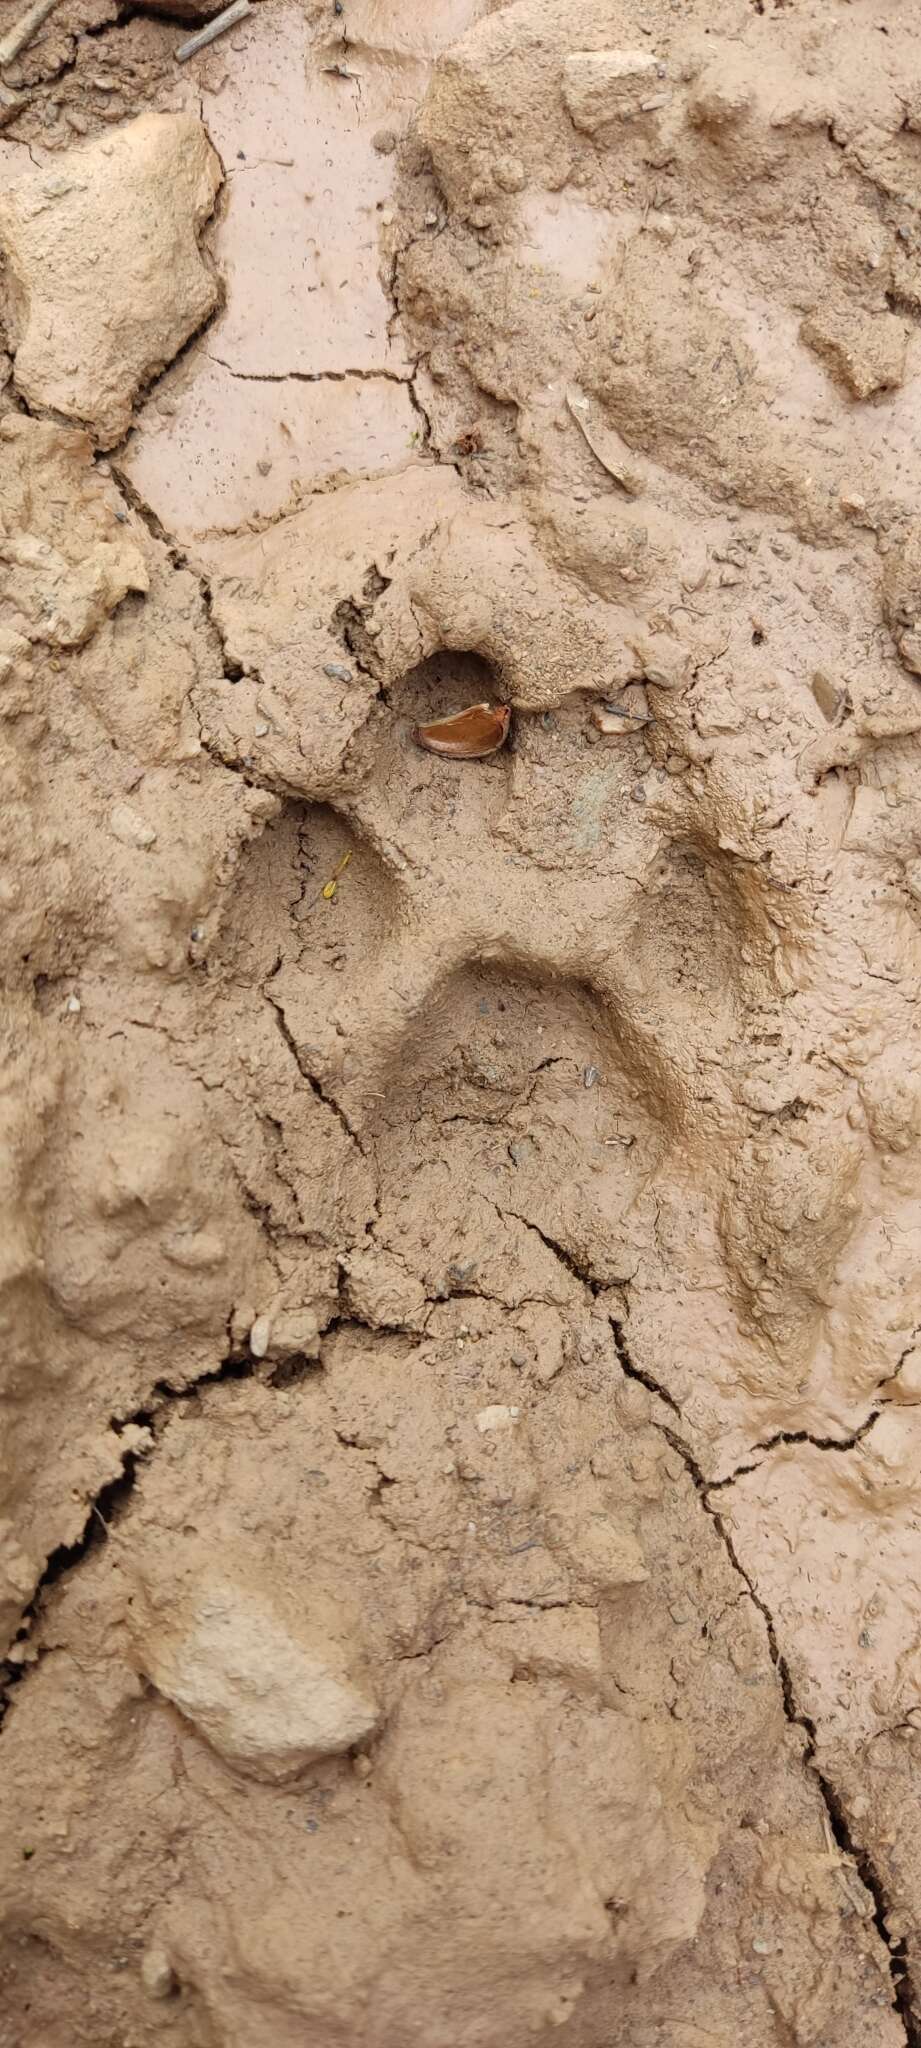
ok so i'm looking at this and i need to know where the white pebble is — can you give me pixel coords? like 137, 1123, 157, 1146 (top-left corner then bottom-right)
249, 1314, 272, 1359
476, 1405, 520, 1434
140, 1947, 174, 1999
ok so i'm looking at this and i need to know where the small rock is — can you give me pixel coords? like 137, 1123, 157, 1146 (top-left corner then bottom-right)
633, 638, 690, 689
230, 1300, 255, 1348
371, 127, 396, 154
630, 783, 647, 803
322, 662, 352, 683
898, 628, 921, 675
140, 1948, 175, 2000
132, 1580, 379, 1781
801, 303, 908, 400
593, 699, 648, 735
811, 670, 845, 723
65, 994, 81, 1015
583, 1065, 599, 1088
110, 800, 157, 850
562, 49, 662, 133
266, 1308, 321, 1361
476, 1405, 520, 1434
249, 1314, 272, 1359
494, 153, 525, 193
164, 1230, 226, 1272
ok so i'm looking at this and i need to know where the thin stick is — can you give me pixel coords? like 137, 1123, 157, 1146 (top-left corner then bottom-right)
175, 0, 250, 62
0, 0, 59, 67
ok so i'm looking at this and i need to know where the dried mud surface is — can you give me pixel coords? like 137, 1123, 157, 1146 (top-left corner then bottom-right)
2, 0, 921, 2042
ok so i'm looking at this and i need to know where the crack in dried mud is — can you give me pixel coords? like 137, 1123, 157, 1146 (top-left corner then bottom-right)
0, 1352, 258, 1734
263, 964, 365, 1153
607, 1322, 921, 2045
206, 352, 415, 389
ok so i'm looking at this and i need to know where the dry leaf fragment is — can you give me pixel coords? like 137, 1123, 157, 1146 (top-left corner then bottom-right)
412, 702, 511, 758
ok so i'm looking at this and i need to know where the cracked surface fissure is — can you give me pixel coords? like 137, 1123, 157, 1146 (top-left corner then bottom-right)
608, 1314, 919, 2045
206, 353, 414, 388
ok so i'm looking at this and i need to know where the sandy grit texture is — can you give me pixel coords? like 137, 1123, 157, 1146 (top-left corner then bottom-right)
2, 0, 921, 2041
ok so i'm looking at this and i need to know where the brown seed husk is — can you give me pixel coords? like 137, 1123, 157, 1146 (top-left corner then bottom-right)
412, 702, 511, 758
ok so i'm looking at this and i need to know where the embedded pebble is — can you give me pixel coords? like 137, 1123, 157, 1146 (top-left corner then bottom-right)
249, 1314, 272, 1359
110, 801, 157, 850
140, 1947, 175, 1999
132, 1579, 379, 1779
562, 49, 662, 132
476, 1405, 520, 1433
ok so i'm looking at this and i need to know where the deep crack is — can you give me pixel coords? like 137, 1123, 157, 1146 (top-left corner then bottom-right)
206, 353, 413, 388
0, 1352, 256, 1735
263, 967, 365, 1152
608, 1315, 919, 2044
609, 1316, 682, 1417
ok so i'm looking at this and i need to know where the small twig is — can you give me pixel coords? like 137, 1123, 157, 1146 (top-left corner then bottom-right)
175, 0, 250, 63
0, 0, 59, 66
